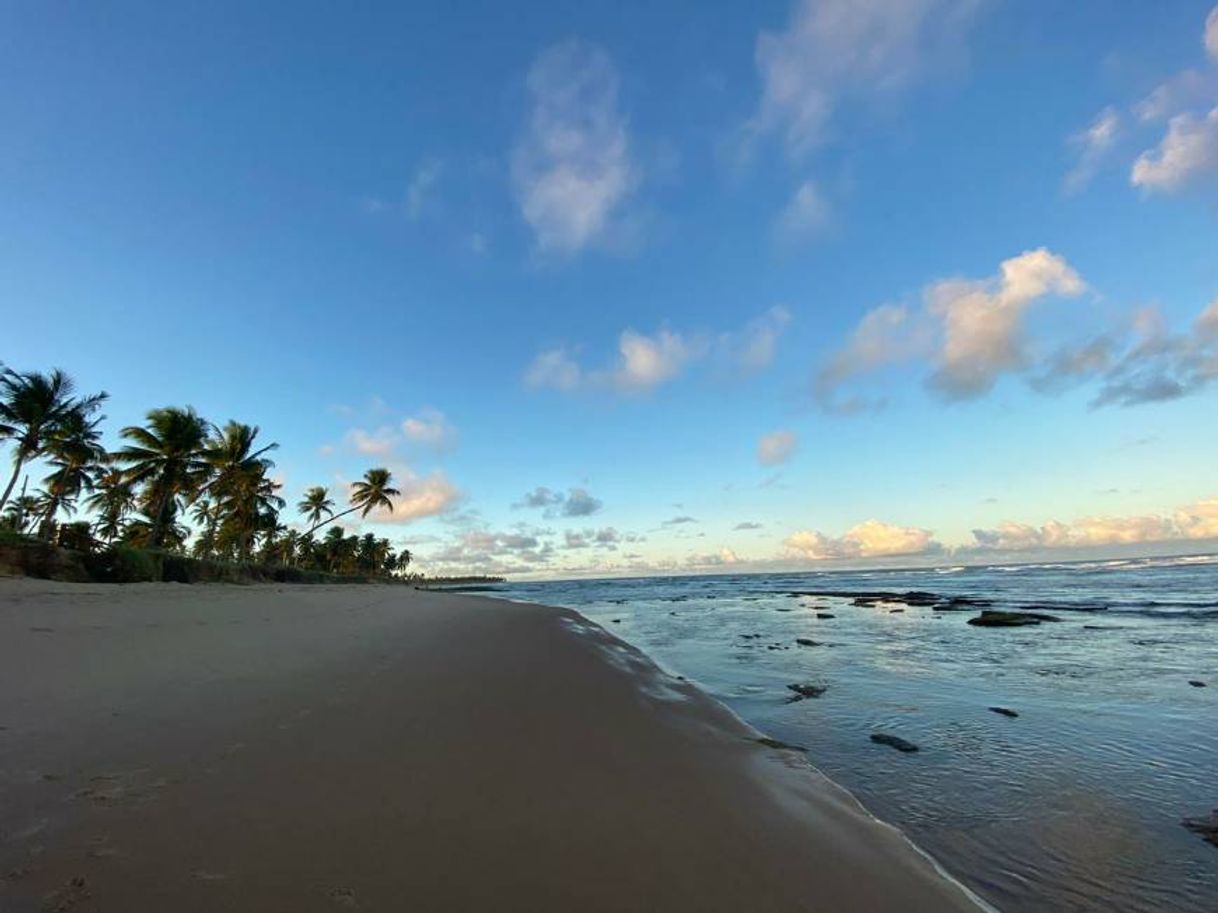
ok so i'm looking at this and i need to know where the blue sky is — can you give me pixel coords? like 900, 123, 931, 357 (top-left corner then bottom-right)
4, 0, 1218, 577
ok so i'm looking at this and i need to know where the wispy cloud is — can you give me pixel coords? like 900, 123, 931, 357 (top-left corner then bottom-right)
1131, 105, 1218, 192
776, 181, 832, 241
743, 0, 981, 160
511, 40, 637, 254
1064, 106, 1121, 194
757, 430, 798, 466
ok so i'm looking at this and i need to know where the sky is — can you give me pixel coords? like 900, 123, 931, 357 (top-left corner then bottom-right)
3, 0, 1218, 579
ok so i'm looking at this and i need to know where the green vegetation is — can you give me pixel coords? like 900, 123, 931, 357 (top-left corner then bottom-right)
0, 364, 415, 581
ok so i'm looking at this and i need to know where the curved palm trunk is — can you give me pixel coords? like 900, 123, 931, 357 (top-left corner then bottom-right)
305, 503, 361, 537
0, 451, 28, 514
38, 493, 63, 541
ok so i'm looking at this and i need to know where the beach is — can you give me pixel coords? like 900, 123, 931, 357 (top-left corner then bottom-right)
0, 579, 985, 912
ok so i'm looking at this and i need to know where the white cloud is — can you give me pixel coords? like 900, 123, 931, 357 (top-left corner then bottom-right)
757, 430, 798, 466
785, 519, 939, 560
406, 159, 443, 220
401, 408, 457, 451
525, 310, 789, 395
511, 40, 636, 254
1131, 105, 1218, 193
971, 496, 1218, 550
817, 249, 1086, 407
1207, 5, 1218, 60
719, 305, 792, 374
1064, 106, 1121, 193
746, 0, 980, 159
346, 427, 397, 457
777, 181, 831, 240
513, 486, 603, 518
607, 329, 696, 392
360, 471, 462, 524
524, 348, 583, 391
927, 248, 1087, 398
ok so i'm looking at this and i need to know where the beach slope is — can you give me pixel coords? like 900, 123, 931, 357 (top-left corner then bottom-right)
0, 580, 985, 912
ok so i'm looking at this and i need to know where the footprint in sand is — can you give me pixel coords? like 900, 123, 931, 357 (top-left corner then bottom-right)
43, 875, 90, 912
326, 886, 358, 907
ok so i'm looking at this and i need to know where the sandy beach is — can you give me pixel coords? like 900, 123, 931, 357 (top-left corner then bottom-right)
0, 579, 986, 912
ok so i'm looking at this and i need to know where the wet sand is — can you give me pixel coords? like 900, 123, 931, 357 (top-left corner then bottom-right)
0, 579, 987, 912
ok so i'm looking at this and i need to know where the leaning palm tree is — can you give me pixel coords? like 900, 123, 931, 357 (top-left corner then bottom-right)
37, 409, 107, 540
303, 468, 399, 536
0, 367, 107, 513
297, 486, 334, 528
114, 407, 211, 549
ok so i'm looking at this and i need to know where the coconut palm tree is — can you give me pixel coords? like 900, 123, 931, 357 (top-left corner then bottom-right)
114, 407, 211, 549
36, 410, 107, 540
304, 468, 400, 536
85, 465, 137, 544
0, 367, 107, 513
202, 422, 280, 560
297, 486, 334, 528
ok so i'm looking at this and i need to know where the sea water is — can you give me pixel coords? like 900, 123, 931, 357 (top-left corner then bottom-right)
497, 556, 1218, 913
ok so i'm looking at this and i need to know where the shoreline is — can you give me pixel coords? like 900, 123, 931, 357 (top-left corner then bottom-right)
1, 579, 990, 911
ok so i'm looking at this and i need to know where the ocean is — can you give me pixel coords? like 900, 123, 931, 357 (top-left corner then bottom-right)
495, 555, 1218, 913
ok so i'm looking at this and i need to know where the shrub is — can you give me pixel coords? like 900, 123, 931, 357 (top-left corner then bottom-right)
86, 545, 160, 583
56, 522, 96, 553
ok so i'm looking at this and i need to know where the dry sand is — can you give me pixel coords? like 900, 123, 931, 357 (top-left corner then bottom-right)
0, 579, 990, 912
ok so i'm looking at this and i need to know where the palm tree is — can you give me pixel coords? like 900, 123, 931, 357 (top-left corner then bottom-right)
304, 468, 400, 536
202, 422, 280, 560
114, 407, 210, 549
395, 549, 413, 576
37, 410, 107, 540
297, 486, 334, 528
0, 367, 107, 513
84, 465, 137, 544
1, 493, 40, 534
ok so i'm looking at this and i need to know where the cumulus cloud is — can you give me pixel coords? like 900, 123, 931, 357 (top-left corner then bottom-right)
360, 471, 462, 524
745, 0, 981, 159
685, 547, 740, 568
757, 430, 798, 466
526, 310, 788, 394
563, 527, 622, 550
777, 181, 831, 240
971, 496, 1218, 550
817, 249, 1086, 407
511, 40, 637, 254
784, 519, 939, 560
514, 486, 603, 518
1064, 106, 1121, 193
401, 408, 457, 451
1131, 105, 1218, 193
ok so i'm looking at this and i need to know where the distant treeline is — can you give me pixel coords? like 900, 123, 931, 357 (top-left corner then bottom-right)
0, 364, 420, 580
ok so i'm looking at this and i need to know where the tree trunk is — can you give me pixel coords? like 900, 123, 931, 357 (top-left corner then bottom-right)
0, 451, 28, 514
305, 504, 360, 537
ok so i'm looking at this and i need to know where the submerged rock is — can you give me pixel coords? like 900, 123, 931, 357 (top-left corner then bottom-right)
1189, 680, 1207, 688
870, 733, 919, 753
786, 683, 828, 701
967, 610, 1060, 627
755, 736, 808, 752
889, 608, 905, 614
1183, 810, 1218, 847
816, 612, 836, 619
795, 638, 821, 647
988, 706, 1019, 718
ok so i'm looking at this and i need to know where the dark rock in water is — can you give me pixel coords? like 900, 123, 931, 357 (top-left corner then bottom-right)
935, 595, 993, 612
967, 610, 1060, 627
795, 638, 821, 647
889, 608, 905, 614
1183, 810, 1218, 847
816, 612, 836, 619
870, 733, 919, 753
755, 736, 808, 752
739, 633, 763, 640
786, 683, 828, 701
610, 618, 622, 624
1022, 602, 1107, 614
1189, 680, 1207, 688
988, 706, 1019, 718
901, 591, 941, 606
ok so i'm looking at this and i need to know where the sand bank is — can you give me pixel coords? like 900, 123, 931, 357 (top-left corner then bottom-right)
0, 579, 988, 912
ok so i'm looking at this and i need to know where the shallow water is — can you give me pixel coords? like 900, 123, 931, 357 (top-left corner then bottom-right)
499, 557, 1218, 913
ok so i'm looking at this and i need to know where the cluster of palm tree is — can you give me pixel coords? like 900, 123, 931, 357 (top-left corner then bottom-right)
0, 365, 412, 577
